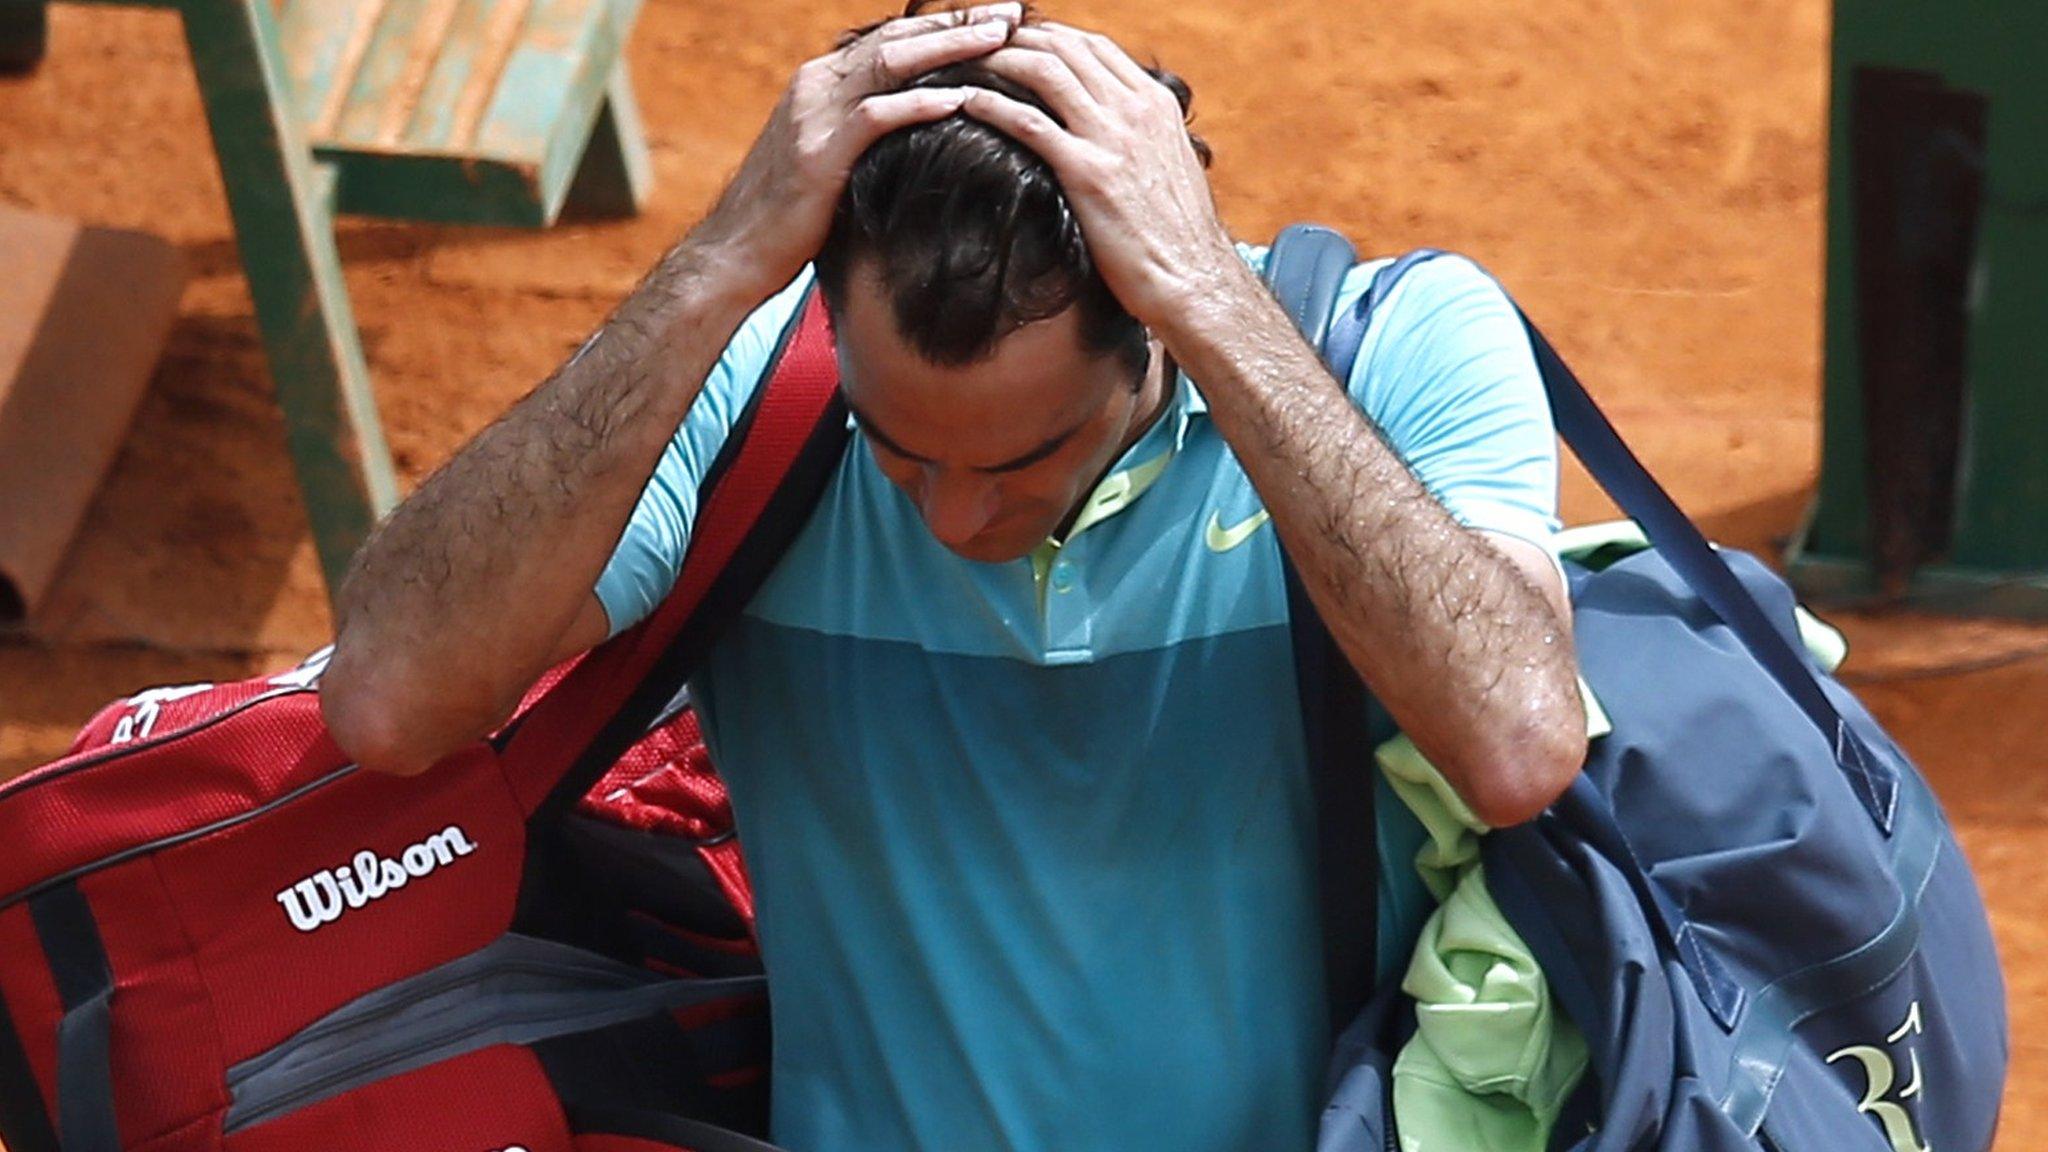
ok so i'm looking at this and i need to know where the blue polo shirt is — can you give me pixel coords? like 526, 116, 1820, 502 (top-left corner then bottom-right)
595, 248, 1561, 1152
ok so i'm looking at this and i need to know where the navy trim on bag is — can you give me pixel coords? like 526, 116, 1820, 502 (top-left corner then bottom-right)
1283, 560, 1381, 1034
28, 884, 118, 1152
1718, 766, 1947, 1134
0, 976, 60, 1152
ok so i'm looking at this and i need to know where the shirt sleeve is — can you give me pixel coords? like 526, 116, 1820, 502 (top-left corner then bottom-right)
1338, 254, 1562, 558
593, 268, 819, 637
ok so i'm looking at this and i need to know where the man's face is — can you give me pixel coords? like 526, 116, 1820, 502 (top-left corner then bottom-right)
835, 264, 1163, 563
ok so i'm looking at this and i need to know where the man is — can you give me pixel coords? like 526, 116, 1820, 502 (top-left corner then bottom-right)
321, 3, 1587, 1149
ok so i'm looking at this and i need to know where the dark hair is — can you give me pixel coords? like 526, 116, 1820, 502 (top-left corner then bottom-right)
813, 1, 1211, 375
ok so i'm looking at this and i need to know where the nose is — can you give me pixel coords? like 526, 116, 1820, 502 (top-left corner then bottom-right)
917, 468, 1000, 548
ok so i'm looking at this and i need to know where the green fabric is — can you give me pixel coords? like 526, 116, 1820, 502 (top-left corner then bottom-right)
1379, 519, 1848, 1152
1378, 713, 1592, 1152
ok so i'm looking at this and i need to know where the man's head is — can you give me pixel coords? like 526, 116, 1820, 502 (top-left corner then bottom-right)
814, 2, 1210, 562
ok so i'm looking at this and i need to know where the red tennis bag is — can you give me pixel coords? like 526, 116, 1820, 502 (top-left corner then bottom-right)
0, 295, 847, 1152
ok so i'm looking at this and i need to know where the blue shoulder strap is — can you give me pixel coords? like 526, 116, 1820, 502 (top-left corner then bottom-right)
1261, 224, 1382, 1036
1324, 246, 1902, 835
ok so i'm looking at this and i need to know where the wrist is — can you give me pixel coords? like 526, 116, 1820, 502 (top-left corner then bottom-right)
1150, 253, 1286, 377
667, 233, 788, 320
1133, 234, 1251, 329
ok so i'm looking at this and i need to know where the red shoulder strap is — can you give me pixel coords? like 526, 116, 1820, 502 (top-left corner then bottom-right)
503, 288, 845, 816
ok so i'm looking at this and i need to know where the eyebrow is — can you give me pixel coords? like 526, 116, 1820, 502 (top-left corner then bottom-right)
847, 400, 1087, 474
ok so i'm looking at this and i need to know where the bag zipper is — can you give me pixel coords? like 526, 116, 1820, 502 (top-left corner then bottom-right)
0, 761, 358, 911
0, 686, 310, 804
1382, 1077, 1398, 1152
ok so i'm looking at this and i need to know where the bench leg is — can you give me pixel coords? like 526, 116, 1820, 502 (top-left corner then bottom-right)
0, 0, 48, 74
564, 60, 651, 218
178, 0, 400, 599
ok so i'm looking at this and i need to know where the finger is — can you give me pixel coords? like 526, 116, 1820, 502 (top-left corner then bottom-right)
857, 19, 1014, 94
869, 2, 1022, 44
834, 86, 975, 159
973, 46, 1103, 133
958, 87, 1087, 166
1005, 25, 1126, 101
1041, 21, 1156, 92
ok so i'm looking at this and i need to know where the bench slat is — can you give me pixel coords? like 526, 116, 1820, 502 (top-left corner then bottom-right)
471, 0, 611, 160
279, 0, 384, 130
327, 0, 451, 144
406, 0, 534, 151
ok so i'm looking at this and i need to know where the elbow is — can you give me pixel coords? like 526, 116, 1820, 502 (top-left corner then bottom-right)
320, 641, 459, 777
1461, 713, 1588, 829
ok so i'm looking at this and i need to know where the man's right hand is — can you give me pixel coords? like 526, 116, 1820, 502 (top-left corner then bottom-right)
690, 2, 1021, 299
324, 5, 1017, 777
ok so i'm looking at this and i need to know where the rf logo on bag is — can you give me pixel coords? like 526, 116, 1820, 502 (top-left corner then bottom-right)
275, 825, 480, 933
107, 683, 217, 744
1826, 1001, 1933, 1152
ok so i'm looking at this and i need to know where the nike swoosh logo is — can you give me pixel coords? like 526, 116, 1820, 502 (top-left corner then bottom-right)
1205, 509, 1272, 552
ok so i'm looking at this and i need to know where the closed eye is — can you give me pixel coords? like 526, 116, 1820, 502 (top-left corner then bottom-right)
851, 404, 1084, 475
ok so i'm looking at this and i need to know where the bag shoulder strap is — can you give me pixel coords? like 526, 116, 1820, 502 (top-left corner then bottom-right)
1262, 224, 1381, 1034
505, 287, 850, 817
1323, 245, 1902, 834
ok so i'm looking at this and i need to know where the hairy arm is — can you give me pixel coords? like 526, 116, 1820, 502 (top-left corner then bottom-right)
958, 24, 1584, 823
321, 243, 769, 775
1163, 262, 1586, 826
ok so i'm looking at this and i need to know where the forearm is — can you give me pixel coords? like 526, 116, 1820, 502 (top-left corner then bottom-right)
323, 239, 768, 774
1165, 262, 1585, 825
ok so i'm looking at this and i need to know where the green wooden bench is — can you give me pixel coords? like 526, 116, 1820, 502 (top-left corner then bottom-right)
44, 0, 650, 595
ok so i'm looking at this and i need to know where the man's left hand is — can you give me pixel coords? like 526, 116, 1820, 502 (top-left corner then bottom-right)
961, 24, 1244, 330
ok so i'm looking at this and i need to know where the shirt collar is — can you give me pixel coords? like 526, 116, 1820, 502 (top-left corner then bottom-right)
1059, 367, 1207, 541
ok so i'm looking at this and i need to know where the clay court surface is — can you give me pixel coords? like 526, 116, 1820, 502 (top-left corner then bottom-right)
2, 0, 2045, 1144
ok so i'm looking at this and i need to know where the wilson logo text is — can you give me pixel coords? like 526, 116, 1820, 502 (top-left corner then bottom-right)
276, 826, 480, 933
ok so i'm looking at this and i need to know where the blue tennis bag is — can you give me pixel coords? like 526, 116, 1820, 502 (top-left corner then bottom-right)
1278, 232, 2010, 1152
